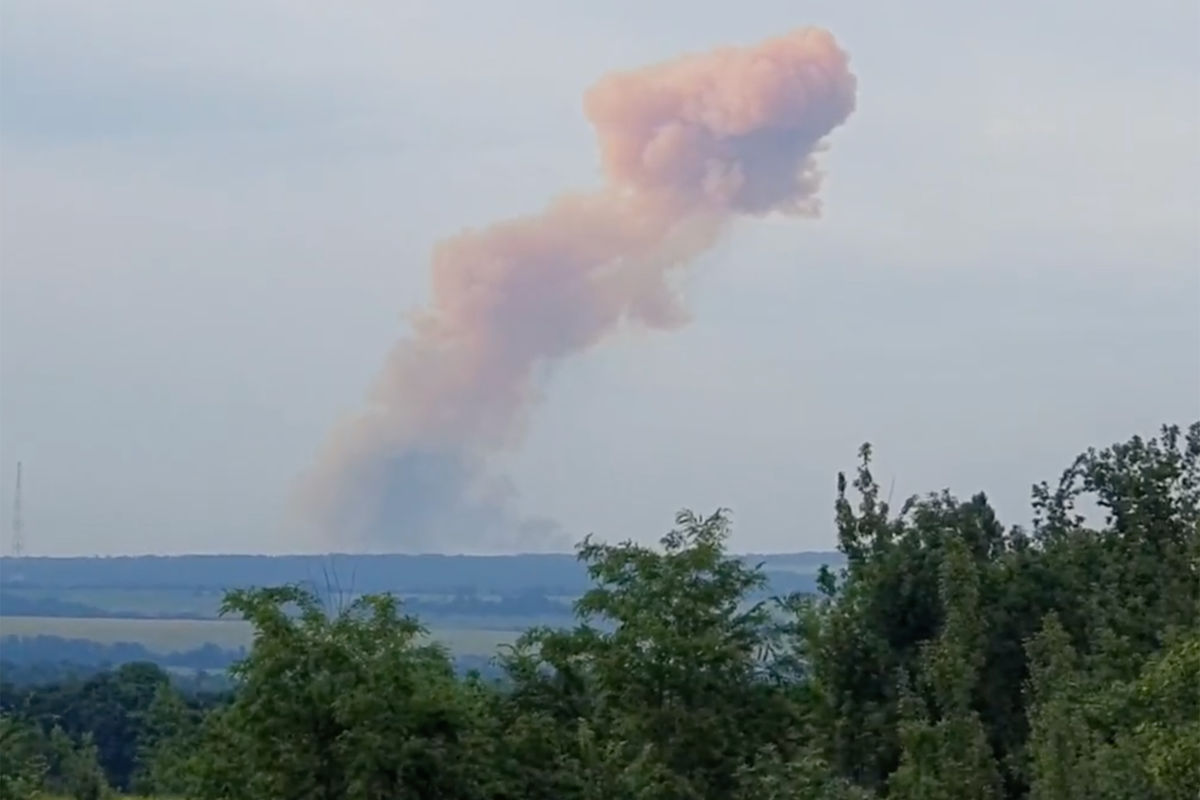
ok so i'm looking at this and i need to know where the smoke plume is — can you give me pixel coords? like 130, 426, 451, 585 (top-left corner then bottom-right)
297, 27, 857, 552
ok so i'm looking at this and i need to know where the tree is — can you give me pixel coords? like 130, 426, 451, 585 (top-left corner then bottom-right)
11, 660, 171, 791
888, 537, 1002, 800
796, 423, 1200, 795
1023, 614, 1098, 800
65, 733, 111, 800
188, 585, 497, 800
1030, 422, 1200, 674
1026, 620, 1200, 800
732, 745, 873, 800
42, 725, 112, 800
132, 681, 203, 796
499, 509, 796, 798
0, 712, 47, 800
798, 446, 1012, 789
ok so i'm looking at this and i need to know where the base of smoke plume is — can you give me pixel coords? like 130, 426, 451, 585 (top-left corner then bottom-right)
309, 447, 569, 554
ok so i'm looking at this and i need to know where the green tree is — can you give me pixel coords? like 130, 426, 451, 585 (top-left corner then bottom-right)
1023, 614, 1099, 800
1027, 621, 1200, 800
888, 537, 1002, 800
798, 446, 1012, 789
499, 509, 820, 799
66, 733, 111, 800
132, 681, 203, 796
43, 725, 111, 800
732, 745, 873, 800
11, 660, 171, 791
1030, 422, 1200, 674
188, 585, 496, 800
797, 423, 1200, 795
0, 712, 47, 800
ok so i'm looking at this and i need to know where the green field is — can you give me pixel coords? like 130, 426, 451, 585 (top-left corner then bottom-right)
1, 615, 253, 649
2, 586, 578, 626
0, 615, 520, 657
11, 586, 226, 616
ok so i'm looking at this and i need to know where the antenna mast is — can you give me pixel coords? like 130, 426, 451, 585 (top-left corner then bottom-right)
11, 461, 24, 557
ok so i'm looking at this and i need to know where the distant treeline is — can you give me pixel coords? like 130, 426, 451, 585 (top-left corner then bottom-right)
0, 593, 212, 619
0, 659, 236, 694
1, 661, 231, 795
1, 588, 580, 621
1, 635, 245, 670
1, 551, 837, 596
0, 635, 506, 686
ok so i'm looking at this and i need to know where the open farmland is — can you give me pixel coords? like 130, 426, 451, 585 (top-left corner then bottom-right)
0, 615, 520, 657
0, 614, 253, 650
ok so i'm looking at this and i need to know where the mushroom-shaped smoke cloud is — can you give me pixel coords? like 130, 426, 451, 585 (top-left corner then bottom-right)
296, 27, 857, 552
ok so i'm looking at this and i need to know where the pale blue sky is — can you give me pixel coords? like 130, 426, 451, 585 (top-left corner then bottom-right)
2, 0, 1197, 555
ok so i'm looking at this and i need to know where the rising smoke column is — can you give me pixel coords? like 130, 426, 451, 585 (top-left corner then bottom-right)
298, 27, 857, 552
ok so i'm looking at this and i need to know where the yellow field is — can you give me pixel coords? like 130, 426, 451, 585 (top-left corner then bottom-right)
0, 615, 519, 657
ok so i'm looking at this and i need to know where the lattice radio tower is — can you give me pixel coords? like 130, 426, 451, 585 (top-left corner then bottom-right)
11, 461, 24, 557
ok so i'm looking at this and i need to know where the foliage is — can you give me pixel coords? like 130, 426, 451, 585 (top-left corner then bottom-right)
496, 508, 800, 799
24, 724, 113, 800
2, 421, 1195, 799
131, 682, 205, 796
0, 634, 244, 672
185, 586, 497, 800
1026, 617, 1200, 799
60, 731, 111, 800
1, 661, 226, 795
887, 538, 1002, 800
0, 712, 47, 800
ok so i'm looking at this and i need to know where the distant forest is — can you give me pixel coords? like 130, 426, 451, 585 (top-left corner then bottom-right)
1, 588, 582, 621
1, 635, 243, 672
0, 636, 499, 689
1, 551, 838, 597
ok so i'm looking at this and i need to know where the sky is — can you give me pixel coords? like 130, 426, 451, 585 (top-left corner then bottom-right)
1, 0, 1197, 556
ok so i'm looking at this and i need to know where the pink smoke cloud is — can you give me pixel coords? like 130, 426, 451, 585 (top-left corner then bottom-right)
295, 27, 857, 551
